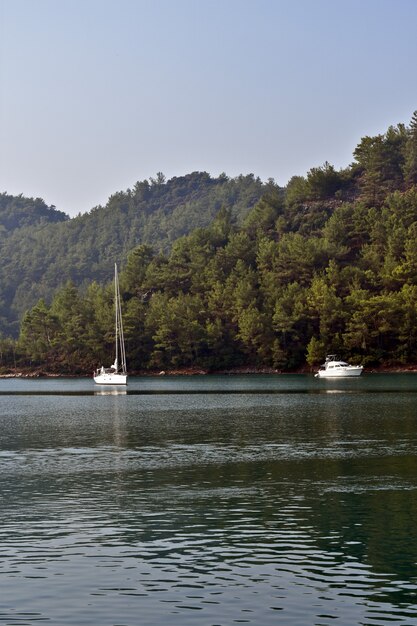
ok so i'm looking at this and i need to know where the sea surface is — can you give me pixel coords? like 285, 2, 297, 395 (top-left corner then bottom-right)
1, 373, 417, 625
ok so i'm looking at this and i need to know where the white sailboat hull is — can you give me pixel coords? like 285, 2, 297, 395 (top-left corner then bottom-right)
94, 372, 127, 385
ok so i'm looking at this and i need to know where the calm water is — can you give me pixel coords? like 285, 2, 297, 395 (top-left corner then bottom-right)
1, 374, 417, 625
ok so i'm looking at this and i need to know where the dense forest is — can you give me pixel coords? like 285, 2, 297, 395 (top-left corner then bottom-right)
1, 111, 417, 374
0, 172, 265, 335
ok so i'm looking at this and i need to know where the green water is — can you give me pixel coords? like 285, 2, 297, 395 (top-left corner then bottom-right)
1, 374, 417, 625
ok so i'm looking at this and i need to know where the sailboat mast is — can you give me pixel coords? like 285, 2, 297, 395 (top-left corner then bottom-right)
94, 262, 127, 384
114, 262, 126, 374
115, 263, 119, 370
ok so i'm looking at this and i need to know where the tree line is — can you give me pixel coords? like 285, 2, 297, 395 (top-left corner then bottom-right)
1, 110, 417, 373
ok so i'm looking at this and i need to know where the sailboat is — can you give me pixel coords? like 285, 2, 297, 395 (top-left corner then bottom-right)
93, 263, 128, 385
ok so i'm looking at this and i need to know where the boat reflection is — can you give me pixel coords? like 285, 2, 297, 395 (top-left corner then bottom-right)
94, 388, 127, 396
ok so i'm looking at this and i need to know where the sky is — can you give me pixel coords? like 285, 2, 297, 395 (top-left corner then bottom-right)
1, 0, 417, 217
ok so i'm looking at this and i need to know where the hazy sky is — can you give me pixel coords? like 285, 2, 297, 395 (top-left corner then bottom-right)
1, 0, 417, 217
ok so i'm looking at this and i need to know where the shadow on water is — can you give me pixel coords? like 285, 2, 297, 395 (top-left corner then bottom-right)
1, 388, 417, 396
1, 371, 417, 395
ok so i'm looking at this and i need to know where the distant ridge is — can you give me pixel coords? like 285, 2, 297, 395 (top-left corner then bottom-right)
0, 172, 266, 335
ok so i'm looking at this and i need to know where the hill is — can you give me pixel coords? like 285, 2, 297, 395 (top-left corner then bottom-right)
2, 110, 417, 374
0, 193, 68, 233
0, 172, 267, 335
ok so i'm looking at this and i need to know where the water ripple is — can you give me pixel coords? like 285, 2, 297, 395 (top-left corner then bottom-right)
1, 376, 417, 624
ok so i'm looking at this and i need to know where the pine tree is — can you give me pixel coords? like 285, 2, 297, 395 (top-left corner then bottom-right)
404, 110, 417, 186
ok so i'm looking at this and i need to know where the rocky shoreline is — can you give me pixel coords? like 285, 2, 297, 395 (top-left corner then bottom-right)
2, 364, 417, 378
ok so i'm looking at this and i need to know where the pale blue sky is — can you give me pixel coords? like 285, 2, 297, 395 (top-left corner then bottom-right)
1, 0, 417, 216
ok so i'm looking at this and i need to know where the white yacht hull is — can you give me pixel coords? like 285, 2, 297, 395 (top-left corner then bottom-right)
94, 372, 127, 385
316, 367, 363, 378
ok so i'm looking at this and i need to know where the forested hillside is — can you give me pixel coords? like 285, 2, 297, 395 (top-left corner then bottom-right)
0, 193, 68, 232
0, 172, 265, 335
1, 110, 417, 374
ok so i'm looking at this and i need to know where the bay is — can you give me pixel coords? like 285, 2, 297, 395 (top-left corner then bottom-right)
1, 373, 417, 625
